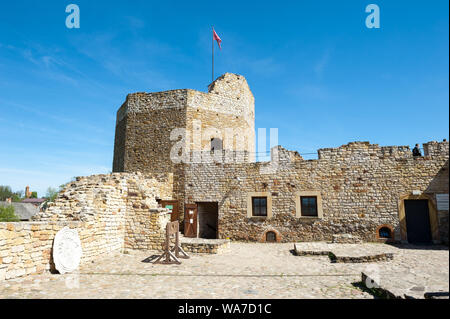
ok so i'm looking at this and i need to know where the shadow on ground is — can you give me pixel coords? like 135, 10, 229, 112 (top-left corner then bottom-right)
142, 255, 160, 263
386, 243, 449, 251
351, 282, 386, 299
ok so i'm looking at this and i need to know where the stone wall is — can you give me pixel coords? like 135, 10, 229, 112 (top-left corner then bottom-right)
35, 172, 174, 250
187, 73, 255, 158
181, 141, 449, 244
113, 73, 256, 175
110, 72, 448, 245
1, 221, 88, 281
1, 172, 173, 281
113, 91, 188, 174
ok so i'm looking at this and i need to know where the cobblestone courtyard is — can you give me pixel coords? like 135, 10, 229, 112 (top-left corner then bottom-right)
1, 243, 448, 299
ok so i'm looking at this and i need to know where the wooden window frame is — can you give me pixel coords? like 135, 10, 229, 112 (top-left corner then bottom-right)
247, 192, 272, 219
252, 197, 268, 217
300, 196, 318, 217
296, 191, 323, 219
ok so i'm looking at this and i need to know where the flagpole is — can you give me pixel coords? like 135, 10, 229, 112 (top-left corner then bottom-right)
212, 26, 214, 83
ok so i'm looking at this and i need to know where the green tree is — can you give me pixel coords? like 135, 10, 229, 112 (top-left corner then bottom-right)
0, 185, 14, 201
14, 190, 24, 202
0, 186, 23, 202
30, 191, 38, 199
45, 187, 59, 202
0, 205, 20, 222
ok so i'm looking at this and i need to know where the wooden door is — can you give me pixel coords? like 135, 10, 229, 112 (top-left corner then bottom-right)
160, 200, 179, 222
184, 204, 198, 238
405, 200, 432, 244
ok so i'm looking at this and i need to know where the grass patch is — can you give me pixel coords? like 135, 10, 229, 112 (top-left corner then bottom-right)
0, 205, 20, 222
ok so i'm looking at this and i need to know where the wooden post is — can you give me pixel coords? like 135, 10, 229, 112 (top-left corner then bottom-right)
153, 221, 188, 264
172, 222, 189, 259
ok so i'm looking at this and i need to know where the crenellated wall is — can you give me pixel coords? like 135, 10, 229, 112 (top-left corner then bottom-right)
110, 73, 448, 246
113, 73, 256, 175
424, 140, 450, 157
181, 141, 449, 244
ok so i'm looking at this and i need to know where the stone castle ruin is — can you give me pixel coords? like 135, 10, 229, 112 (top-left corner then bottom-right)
111, 72, 448, 244
1, 73, 448, 281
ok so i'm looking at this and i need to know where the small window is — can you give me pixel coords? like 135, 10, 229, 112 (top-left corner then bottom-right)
378, 227, 392, 239
266, 231, 276, 242
300, 196, 318, 217
211, 138, 223, 151
252, 197, 267, 216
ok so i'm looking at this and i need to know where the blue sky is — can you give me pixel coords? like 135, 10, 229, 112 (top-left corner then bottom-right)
0, 0, 448, 196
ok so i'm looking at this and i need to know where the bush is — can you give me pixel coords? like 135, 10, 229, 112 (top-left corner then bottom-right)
0, 205, 20, 222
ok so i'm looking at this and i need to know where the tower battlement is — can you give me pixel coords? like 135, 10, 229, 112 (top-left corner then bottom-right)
113, 73, 256, 174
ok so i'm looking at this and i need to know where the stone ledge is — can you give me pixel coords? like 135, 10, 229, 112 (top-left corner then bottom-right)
293, 243, 330, 256
362, 271, 449, 299
330, 252, 393, 263
180, 238, 231, 254
294, 242, 396, 263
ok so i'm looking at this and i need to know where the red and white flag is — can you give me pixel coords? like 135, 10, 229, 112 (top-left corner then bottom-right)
213, 29, 222, 49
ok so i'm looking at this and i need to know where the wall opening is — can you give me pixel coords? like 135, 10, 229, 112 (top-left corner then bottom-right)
211, 138, 223, 151
252, 197, 267, 217
300, 196, 318, 217
261, 229, 281, 243
378, 227, 392, 239
266, 231, 276, 242
404, 199, 432, 244
197, 202, 219, 239
375, 224, 395, 242
398, 193, 440, 244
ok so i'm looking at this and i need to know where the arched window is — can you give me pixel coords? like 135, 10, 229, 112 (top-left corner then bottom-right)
266, 231, 276, 242
378, 227, 392, 239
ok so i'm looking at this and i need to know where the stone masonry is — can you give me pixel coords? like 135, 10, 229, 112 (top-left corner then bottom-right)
113, 73, 256, 175
112, 72, 449, 245
181, 142, 448, 243
1, 72, 448, 283
1, 172, 173, 281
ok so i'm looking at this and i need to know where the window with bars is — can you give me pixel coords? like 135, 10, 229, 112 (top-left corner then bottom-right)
252, 197, 267, 217
266, 231, 276, 242
300, 196, 318, 217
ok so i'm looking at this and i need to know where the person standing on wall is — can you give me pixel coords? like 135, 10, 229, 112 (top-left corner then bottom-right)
412, 144, 422, 157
